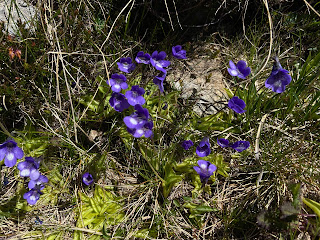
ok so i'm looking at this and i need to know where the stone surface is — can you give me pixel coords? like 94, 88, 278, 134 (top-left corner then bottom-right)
0, 0, 37, 35
167, 44, 228, 116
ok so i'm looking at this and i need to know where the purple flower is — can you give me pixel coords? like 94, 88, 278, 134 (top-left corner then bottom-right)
193, 160, 217, 184
17, 157, 40, 180
196, 137, 211, 157
217, 138, 230, 148
107, 74, 128, 93
117, 57, 136, 73
231, 141, 250, 152
135, 51, 151, 64
153, 72, 166, 93
23, 188, 42, 205
172, 45, 187, 59
150, 51, 171, 73
125, 85, 145, 106
82, 172, 94, 186
109, 92, 130, 112
127, 120, 153, 138
28, 174, 48, 190
123, 104, 150, 129
227, 60, 251, 79
0, 139, 24, 167
32, 157, 41, 169
265, 56, 292, 93
181, 140, 194, 150
228, 96, 246, 114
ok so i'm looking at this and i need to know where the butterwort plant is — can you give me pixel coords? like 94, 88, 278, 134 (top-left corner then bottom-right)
217, 138, 250, 153
125, 85, 146, 106
127, 120, 153, 138
124, 104, 150, 130
0, 139, 24, 167
196, 137, 211, 157
135, 51, 151, 64
153, 72, 166, 93
231, 141, 250, 152
150, 51, 171, 73
82, 172, 94, 186
193, 160, 217, 184
107, 74, 128, 93
23, 187, 42, 205
28, 174, 48, 190
227, 60, 251, 79
19, 156, 49, 205
17, 157, 40, 180
172, 45, 187, 59
228, 96, 246, 114
117, 57, 136, 73
181, 140, 194, 150
217, 138, 230, 148
109, 92, 130, 112
265, 56, 292, 93
124, 104, 154, 138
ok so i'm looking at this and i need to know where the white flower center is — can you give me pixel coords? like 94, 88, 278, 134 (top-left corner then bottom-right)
6, 153, 14, 161
200, 163, 207, 170
21, 169, 30, 176
230, 69, 238, 75
155, 61, 162, 68
130, 118, 138, 125
136, 129, 144, 135
132, 91, 138, 97
274, 80, 282, 88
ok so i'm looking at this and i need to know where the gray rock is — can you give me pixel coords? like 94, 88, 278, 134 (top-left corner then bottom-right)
167, 45, 228, 116
0, 0, 38, 35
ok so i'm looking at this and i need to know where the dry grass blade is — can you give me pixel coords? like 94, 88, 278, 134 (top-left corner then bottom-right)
255, 114, 268, 192
255, 113, 269, 162
303, 0, 320, 18
255, 0, 273, 77
164, 0, 174, 31
101, 0, 134, 49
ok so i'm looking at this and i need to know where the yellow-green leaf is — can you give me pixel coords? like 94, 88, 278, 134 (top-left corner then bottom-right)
303, 198, 320, 218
